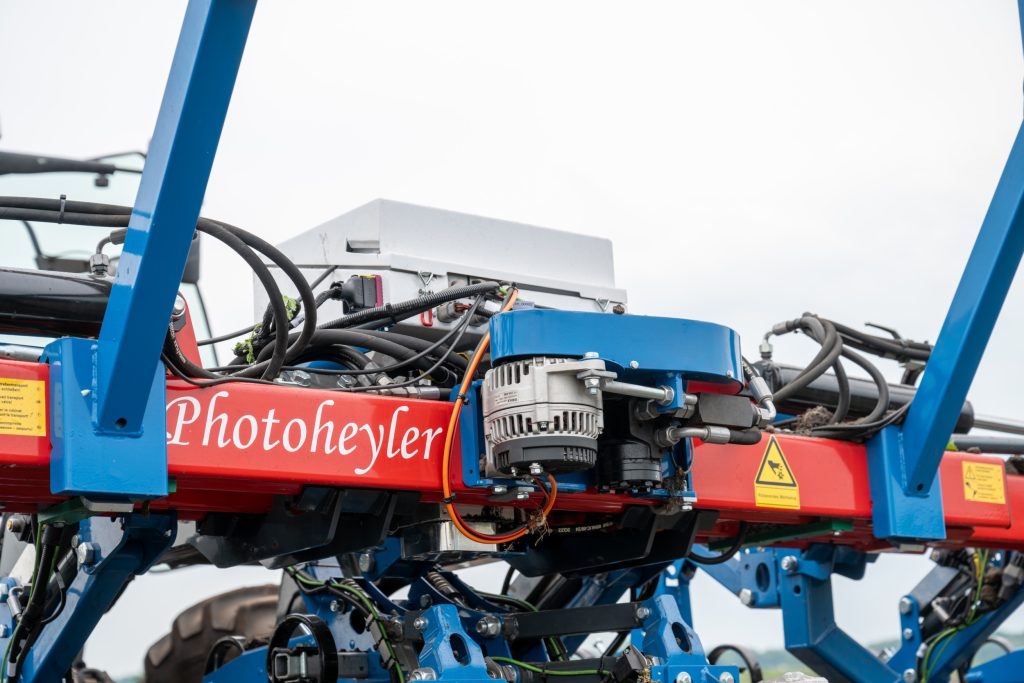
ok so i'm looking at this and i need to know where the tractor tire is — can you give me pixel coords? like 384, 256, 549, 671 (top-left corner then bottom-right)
144, 584, 279, 683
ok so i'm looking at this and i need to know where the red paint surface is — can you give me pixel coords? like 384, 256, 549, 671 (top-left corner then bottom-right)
0, 359, 1021, 549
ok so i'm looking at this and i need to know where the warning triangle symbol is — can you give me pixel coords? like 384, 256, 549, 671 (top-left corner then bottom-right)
755, 437, 797, 487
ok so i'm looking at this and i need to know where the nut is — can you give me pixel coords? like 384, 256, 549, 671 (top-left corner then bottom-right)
76, 542, 96, 566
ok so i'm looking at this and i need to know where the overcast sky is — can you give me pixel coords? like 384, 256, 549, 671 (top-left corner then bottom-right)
2, 1, 1024, 679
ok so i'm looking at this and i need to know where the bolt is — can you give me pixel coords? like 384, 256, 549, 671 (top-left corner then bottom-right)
410, 669, 437, 681
629, 360, 639, 369
76, 542, 96, 566
4, 518, 23, 535
509, 466, 519, 477
719, 674, 734, 683
330, 600, 342, 613
738, 588, 754, 606
903, 628, 914, 641
635, 606, 651, 620
583, 351, 599, 359
358, 552, 374, 573
675, 674, 692, 683
902, 669, 917, 683
490, 484, 508, 495
612, 304, 627, 315
781, 556, 798, 572
899, 597, 913, 615
584, 377, 601, 395
475, 615, 501, 638
0, 625, 8, 638
413, 616, 428, 631
172, 293, 187, 320
515, 490, 530, 501
528, 463, 543, 476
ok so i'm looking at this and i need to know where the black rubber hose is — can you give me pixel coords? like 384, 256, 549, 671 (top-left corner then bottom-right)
317, 281, 500, 330
801, 318, 850, 424
203, 219, 319, 372
687, 522, 749, 565
772, 318, 843, 402
256, 329, 439, 375
358, 329, 471, 370
172, 221, 290, 380
835, 346, 890, 424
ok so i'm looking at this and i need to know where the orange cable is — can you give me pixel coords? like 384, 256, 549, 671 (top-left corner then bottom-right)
440, 289, 558, 544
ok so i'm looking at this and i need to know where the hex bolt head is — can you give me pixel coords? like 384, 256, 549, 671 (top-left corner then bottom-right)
719, 673, 734, 683
515, 491, 530, 501
413, 616, 428, 631
528, 463, 543, 476
629, 360, 640, 369
475, 615, 501, 638
635, 606, 651, 620
583, 351, 599, 359
358, 552, 374, 573
171, 293, 187, 320
781, 556, 798, 572
902, 628, 914, 641
490, 484, 508, 495
902, 669, 917, 683
410, 669, 437, 681
899, 597, 913, 615
738, 588, 754, 606
675, 674, 692, 683
329, 600, 342, 613
76, 542, 96, 566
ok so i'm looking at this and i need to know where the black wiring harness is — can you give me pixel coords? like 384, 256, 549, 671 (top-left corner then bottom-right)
0, 196, 505, 397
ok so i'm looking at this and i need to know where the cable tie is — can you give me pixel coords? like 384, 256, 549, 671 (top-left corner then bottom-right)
57, 194, 67, 224
442, 494, 457, 504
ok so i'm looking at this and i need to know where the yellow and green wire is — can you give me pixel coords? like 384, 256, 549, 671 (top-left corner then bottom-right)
287, 568, 406, 683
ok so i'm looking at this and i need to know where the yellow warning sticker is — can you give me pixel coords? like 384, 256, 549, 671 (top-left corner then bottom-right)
0, 378, 46, 437
754, 436, 800, 510
962, 461, 1005, 505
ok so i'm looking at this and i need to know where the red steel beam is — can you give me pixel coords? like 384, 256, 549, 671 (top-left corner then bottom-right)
0, 359, 1019, 549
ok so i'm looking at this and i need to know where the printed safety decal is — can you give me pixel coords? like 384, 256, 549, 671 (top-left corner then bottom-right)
754, 436, 800, 510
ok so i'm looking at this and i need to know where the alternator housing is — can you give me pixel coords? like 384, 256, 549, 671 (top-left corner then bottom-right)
482, 357, 605, 475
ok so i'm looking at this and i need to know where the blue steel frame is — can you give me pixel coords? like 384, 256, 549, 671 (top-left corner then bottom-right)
865, 3, 1024, 539
682, 545, 1024, 683
16, 0, 1024, 679
43, 0, 256, 498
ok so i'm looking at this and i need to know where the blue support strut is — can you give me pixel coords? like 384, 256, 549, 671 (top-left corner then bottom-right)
898, 118, 1024, 495
95, 0, 256, 433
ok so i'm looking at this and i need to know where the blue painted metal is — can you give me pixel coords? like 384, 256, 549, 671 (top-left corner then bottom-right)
43, 338, 168, 497
11, 514, 175, 683
964, 650, 1024, 683
774, 547, 900, 683
418, 604, 493, 682
686, 548, 783, 608
95, 0, 256, 433
896, 120, 1024, 495
637, 595, 738, 683
489, 310, 743, 387
866, 425, 946, 541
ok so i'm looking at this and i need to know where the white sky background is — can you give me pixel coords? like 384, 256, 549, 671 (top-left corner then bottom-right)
3, 1, 1024, 679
